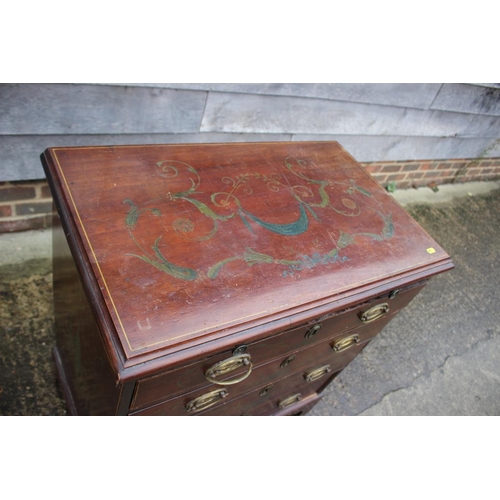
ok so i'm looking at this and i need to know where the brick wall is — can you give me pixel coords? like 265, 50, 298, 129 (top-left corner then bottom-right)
362, 157, 500, 190
1, 156, 499, 233
0, 181, 54, 232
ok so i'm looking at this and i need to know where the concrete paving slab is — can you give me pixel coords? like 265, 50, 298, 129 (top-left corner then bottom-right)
391, 180, 500, 206
0, 228, 51, 266
360, 333, 500, 415
309, 181, 500, 416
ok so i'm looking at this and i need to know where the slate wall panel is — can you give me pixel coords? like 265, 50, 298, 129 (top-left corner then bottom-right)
107, 83, 442, 109
0, 84, 208, 135
201, 91, 500, 137
431, 83, 500, 117
0, 133, 292, 181
1, 83, 499, 182
292, 135, 500, 162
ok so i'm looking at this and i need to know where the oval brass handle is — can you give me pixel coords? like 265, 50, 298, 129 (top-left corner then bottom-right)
304, 364, 332, 382
304, 323, 322, 339
278, 393, 302, 409
205, 353, 253, 385
359, 303, 389, 323
280, 355, 296, 368
185, 388, 228, 413
332, 334, 360, 352
259, 384, 274, 397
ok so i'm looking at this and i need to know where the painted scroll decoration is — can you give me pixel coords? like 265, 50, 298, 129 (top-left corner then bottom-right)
124, 157, 394, 281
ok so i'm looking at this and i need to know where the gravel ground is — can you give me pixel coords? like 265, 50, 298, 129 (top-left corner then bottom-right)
0, 259, 66, 415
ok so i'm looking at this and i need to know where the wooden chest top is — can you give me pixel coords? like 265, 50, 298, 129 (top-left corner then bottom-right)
42, 142, 453, 373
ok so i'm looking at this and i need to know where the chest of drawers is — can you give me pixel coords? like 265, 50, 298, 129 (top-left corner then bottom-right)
41, 141, 453, 416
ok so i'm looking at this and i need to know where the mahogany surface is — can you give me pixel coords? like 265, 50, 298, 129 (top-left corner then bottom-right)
41, 141, 453, 415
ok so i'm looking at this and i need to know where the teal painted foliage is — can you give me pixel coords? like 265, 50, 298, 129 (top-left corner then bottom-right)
124, 157, 394, 281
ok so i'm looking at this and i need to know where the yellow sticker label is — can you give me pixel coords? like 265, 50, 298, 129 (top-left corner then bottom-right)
427, 247, 436, 254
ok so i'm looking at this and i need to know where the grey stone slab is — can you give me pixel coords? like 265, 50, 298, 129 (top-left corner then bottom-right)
392, 180, 500, 206
431, 83, 500, 117
292, 135, 500, 161
0, 133, 292, 181
472, 83, 500, 88
201, 92, 500, 138
105, 83, 442, 109
308, 188, 500, 416
360, 334, 500, 416
0, 84, 207, 135
0, 229, 51, 266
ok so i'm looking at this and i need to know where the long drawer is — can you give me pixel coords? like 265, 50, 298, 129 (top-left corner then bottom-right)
129, 321, 384, 417
130, 282, 425, 411
131, 357, 342, 416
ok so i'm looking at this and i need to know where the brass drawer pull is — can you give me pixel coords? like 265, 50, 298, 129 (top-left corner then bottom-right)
205, 353, 253, 385
332, 334, 360, 352
185, 388, 228, 413
359, 303, 389, 323
259, 384, 274, 397
278, 393, 302, 409
304, 364, 332, 382
280, 355, 296, 368
304, 323, 322, 339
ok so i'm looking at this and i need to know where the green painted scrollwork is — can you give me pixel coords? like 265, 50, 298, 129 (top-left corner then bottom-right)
207, 248, 274, 279
124, 199, 161, 228
129, 237, 198, 281
124, 157, 395, 281
241, 203, 309, 236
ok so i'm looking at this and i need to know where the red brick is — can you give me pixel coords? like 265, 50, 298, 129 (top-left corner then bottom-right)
372, 174, 388, 184
481, 168, 494, 175
437, 162, 452, 170
364, 164, 383, 174
0, 205, 12, 217
466, 168, 482, 177
15, 201, 54, 216
439, 170, 454, 177
0, 185, 36, 202
424, 171, 440, 178
420, 162, 432, 171
480, 161, 492, 167
407, 172, 425, 180
0, 215, 52, 233
41, 185, 53, 199
402, 163, 420, 172
395, 181, 412, 189
386, 173, 407, 182
381, 164, 403, 173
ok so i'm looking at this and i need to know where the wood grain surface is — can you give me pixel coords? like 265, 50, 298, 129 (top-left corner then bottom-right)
42, 141, 453, 374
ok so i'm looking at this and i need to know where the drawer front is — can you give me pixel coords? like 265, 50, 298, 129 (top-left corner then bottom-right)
131, 282, 424, 411
240, 392, 324, 417
131, 359, 338, 416
248, 282, 425, 358
201, 365, 340, 416
129, 318, 388, 416
274, 392, 324, 416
